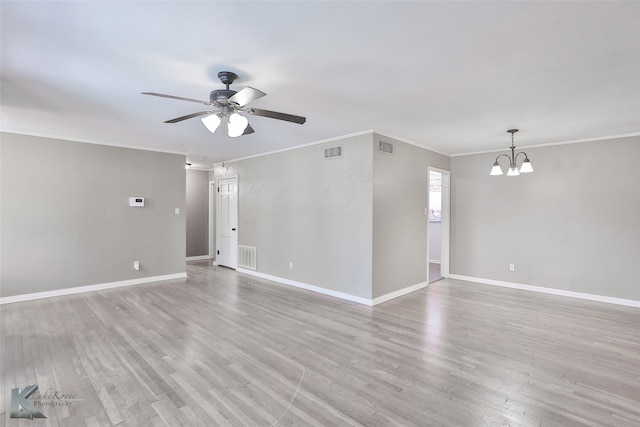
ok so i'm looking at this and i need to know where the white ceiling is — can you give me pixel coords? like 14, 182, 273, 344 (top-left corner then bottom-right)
2, 1, 639, 168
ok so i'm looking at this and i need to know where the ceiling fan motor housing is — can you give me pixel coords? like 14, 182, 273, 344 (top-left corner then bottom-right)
210, 89, 237, 104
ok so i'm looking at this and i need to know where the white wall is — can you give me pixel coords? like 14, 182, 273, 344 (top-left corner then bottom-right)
428, 221, 442, 262
450, 135, 640, 301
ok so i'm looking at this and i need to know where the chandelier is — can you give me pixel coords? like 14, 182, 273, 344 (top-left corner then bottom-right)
490, 129, 534, 176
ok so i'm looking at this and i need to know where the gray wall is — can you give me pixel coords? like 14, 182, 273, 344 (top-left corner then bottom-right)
209, 132, 451, 300
1, 132, 186, 298
212, 133, 374, 299
372, 134, 450, 298
450, 135, 640, 301
186, 169, 209, 257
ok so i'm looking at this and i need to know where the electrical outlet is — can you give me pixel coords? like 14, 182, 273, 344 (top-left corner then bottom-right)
289, 262, 294, 270
509, 264, 515, 272
134, 261, 140, 271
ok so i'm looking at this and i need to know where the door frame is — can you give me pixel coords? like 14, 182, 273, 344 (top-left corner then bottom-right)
427, 167, 450, 279
208, 180, 217, 265
209, 174, 239, 268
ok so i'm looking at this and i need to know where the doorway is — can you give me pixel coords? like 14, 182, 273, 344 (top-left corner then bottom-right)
216, 175, 238, 269
428, 168, 450, 283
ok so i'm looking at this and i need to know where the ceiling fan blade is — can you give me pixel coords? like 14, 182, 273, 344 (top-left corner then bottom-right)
142, 92, 210, 105
164, 111, 212, 123
228, 87, 266, 107
242, 123, 255, 135
247, 108, 306, 124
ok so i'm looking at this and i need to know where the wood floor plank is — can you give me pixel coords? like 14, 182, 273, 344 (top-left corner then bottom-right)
1, 261, 639, 426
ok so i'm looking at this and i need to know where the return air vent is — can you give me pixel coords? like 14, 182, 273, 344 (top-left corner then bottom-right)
238, 245, 257, 270
379, 140, 394, 154
324, 146, 342, 159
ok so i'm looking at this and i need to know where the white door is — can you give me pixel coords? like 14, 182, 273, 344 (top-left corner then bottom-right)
216, 176, 238, 269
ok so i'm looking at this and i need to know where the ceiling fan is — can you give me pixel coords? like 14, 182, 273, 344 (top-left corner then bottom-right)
142, 71, 306, 137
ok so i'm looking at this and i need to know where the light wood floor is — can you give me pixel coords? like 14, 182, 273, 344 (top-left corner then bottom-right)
2, 261, 639, 426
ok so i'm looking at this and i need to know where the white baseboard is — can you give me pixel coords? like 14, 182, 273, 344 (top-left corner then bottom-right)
371, 281, 429, 306
236, 268, 373, 305
236, 268, 428, 306
0, 273, 188, 305
186, 255, 210, 261
449, 274, 640, 308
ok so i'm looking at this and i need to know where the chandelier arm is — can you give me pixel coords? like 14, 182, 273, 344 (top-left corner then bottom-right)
515, 151, 530, 163
494, 153, 513, 164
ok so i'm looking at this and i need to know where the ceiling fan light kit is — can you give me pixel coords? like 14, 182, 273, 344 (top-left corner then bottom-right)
143, 71, 306, 138
201, 114, 221, 133
227, 112, 249, 137
490, 129, 534, 177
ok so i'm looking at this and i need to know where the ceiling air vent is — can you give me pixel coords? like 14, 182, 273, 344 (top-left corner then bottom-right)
379, 140, 394, 154
324, 146, 342, 159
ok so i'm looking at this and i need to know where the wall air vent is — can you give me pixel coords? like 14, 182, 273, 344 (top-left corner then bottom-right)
379, 140, 394, 154
324, 146, 342, 159
238, 245, 257, 270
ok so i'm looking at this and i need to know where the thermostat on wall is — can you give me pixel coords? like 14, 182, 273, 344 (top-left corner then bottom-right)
129, 197, 144, 207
